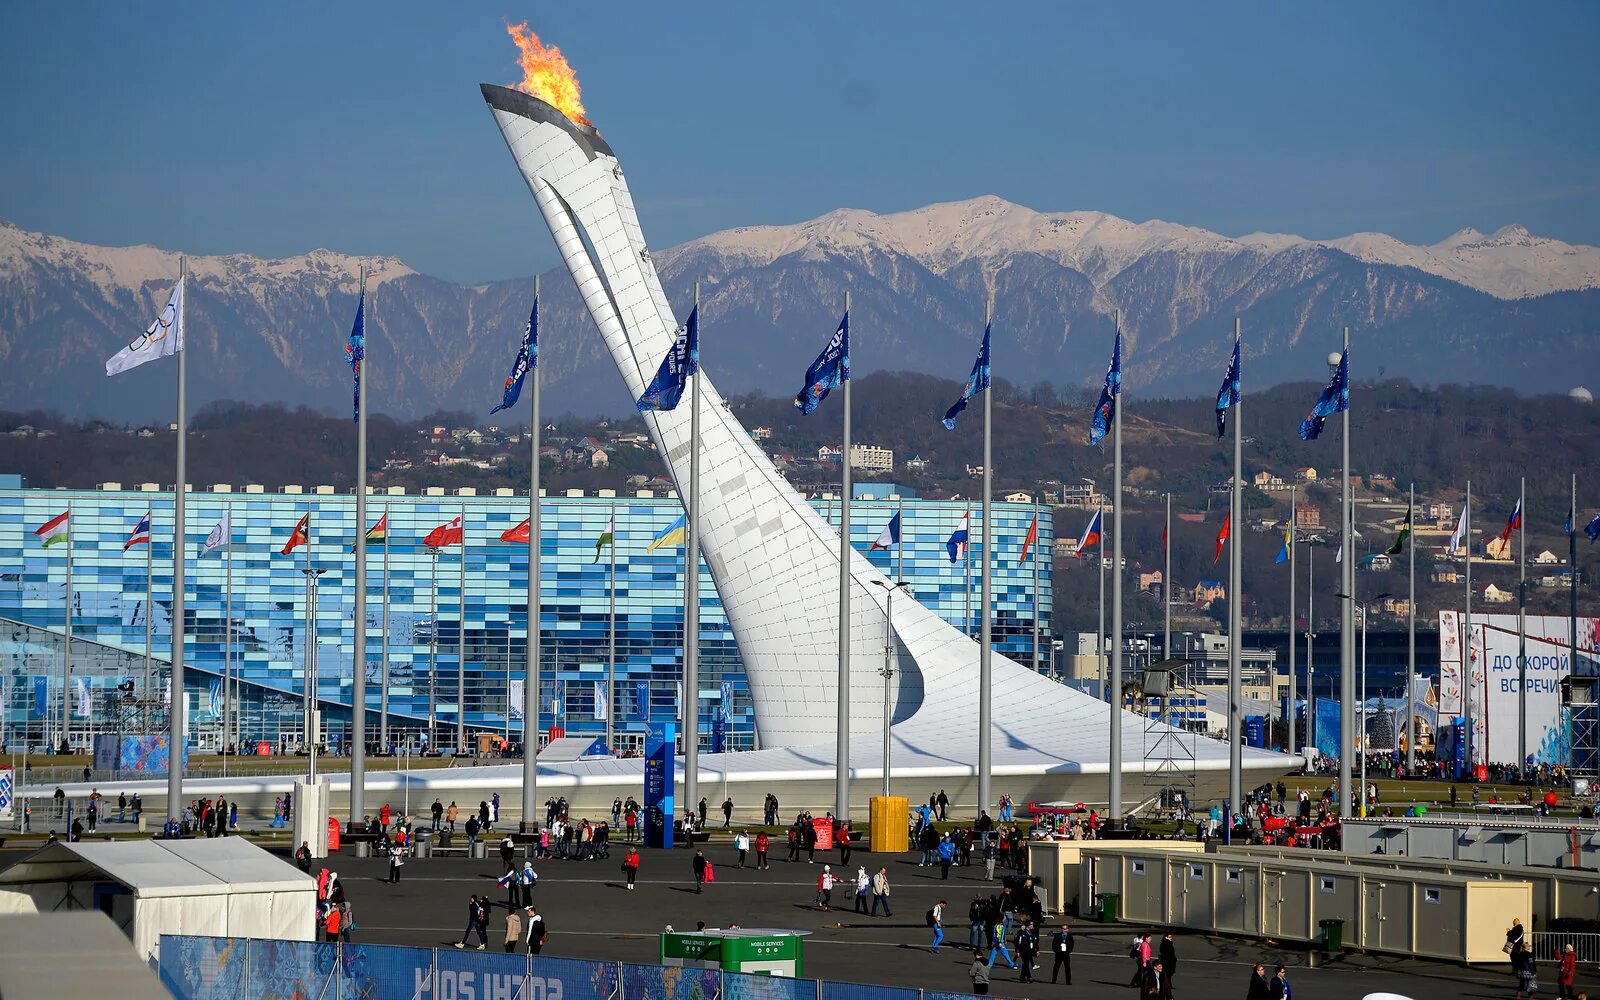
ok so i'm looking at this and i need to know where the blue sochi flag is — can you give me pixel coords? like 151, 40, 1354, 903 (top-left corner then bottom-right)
794, 313, 849, 414
637, 306, 699, 412
344, 292, 365, 422
941, 322, 991, 430
1587, 511, 1600, 544
1298, 349, 1349, 441
1215, 339, 1241, 437
1088, 331, 1122, 446
490, 298, 538, 415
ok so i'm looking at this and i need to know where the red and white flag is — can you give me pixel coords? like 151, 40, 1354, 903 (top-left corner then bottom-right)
425, 516, 464, 547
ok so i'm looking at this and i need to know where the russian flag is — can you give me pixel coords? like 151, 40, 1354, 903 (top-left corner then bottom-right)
125, 511, 152, 551
870, 511, 901, 552
1499, 498, 1522, 544
1076, 509, 1102, 557
946, 513, 970, 564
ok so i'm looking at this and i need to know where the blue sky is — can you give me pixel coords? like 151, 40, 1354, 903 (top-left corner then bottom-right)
3, 2, 1597, 283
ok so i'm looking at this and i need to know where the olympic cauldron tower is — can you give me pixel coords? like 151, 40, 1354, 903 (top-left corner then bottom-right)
479, 84, 1287, 808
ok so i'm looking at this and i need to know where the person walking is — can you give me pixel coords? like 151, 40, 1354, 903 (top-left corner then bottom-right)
1247, 962, 1273, 1000
1559, 943, 1578, 999
446, 801, 459, 833
1016, 920, 1039, 983
969, 954, 990, 996
816, 865, 836, 911
465, 814, 480, 850
1129, 932, 1152, 987
983, 837, 998, 881
871, 867, 893, 916
930, 900, 947, 953
968, 894, 987, 951
692, 850, 708, 894
938, 835, 956, 879
339, 899, 355, 943
1050, 923, 1074, 985
722, 797, 734, 827
323, 904, 342, 943
431, 798, 444, 830
986, 910, 1017, 970
622, 847, 641, 890
1269, 964, 1292, 1000
388, 843, 404, 884
854, 867, 870, 914
454, 895, 488, 950
526, 907, 547, 955
1142, 959, 1170, 1000
755, 831, 770, 870
937, 789, 949, 822
838, 824, 852, 865
503, 908, 523, 953
1159, 932, 1178, 986
518, 862, 538, 908
735, 830, 750, 868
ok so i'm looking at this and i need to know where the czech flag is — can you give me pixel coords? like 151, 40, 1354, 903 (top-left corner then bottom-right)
125, 511, 152, 551
1498, 498, 1522, 544
281, 514, 310, 556
425, 516, 464, 548
1076, 509, 1102, 557
946, 513, 970, 564
870, 512, 901, 552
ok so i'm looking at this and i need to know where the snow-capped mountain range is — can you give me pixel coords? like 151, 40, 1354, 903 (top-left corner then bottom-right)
1, 196, 1596, 422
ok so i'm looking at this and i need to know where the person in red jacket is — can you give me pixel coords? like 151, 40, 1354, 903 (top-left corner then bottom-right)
1559, 943, 1578, 999
755, 831, 770, 870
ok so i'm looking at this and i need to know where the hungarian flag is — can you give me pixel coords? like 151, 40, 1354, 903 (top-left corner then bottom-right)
1213, 512, 1231, 565
501, 518, 530, 544
125, 511, 152, 551
34, 511, 70, 548
281, 514, 310, 555
1499, 498, 1522, 545
592, 515, 615, 564
1385, 502, 1412, 556
1019, 514, 1039, 563
425, 516, 464, 548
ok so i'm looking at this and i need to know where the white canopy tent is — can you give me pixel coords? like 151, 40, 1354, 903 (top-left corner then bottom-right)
0, 837, 315, 962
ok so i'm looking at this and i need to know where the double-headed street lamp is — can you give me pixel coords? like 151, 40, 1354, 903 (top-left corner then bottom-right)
1337, 589, 1393, 817
868, 579, 912, 799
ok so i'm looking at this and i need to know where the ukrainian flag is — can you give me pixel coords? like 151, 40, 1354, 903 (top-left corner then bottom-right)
647, 514, 687, 552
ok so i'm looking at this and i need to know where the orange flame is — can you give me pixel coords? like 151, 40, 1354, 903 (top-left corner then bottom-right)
506, 22, 591, 126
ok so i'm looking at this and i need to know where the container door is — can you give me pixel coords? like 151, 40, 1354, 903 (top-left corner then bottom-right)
1239, 867, 1261, 936
1217, 865, 1246, 933
1168, 860, 1191, 926
1264, 871, 1286, 939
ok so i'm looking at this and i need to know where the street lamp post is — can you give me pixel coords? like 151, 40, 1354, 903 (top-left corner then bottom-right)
869, 579, 911, 799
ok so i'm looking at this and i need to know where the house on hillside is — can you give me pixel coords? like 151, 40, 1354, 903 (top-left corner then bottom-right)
1295, 503, 1323, 530
750, 426, 772, 441
818, 445, 842, 464
1481, 583, 1514, 604
904, 455, 928, 472
1054, 538, 1080, 558
1252, 471, 1289, 492
1359, 552, 1393, 573
1193, 580, 1226, 609
1295, 468, 1318, 483
1432, 566, 1462, 584
1138, 570, 1164, 599
1533, 550, 1561, 566
1005, 491, 1035, 504
1426, 502, 1455, 525
1483, 536, 1514, 561
1380, 596, 1411, 616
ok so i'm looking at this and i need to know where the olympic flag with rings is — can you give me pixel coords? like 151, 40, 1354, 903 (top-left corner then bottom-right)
106, 274, 185, 376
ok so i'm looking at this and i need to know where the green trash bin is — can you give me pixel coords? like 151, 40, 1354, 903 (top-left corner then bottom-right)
1319, 918, 1344, 950
1096, 892, 1120, 924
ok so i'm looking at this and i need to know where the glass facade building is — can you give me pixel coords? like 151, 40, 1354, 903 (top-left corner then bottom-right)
1, 486, 1051, 755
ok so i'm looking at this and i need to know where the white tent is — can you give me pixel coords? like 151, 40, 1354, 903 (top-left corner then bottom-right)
0, 837, 315, 962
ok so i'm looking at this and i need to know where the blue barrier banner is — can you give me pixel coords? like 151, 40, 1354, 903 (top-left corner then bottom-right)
160, 935, 250, 1000
725, 971, 815, 1000
822, 984, 919, 1000
430, 949, 529, 1000
531, 956, 620, 1000
250, 939, 337, 999
338, 943, 434, 1000
1314, 698, 1341, 758
621, 961, 720, 1000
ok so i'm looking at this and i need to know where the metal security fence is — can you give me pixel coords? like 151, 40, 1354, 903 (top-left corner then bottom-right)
1532, 931, 1600, 965
158, 936, 999, 1000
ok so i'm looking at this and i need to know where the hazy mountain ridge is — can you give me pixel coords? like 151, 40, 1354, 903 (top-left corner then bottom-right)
1, 198, 1596, 423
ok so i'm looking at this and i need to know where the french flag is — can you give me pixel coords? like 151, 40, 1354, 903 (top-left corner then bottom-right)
1499, 498, 1522, 544
125, 511, 152, 551
946, 513, 970, 564
870, 511, 901, 552
1077, 509, 1103, 557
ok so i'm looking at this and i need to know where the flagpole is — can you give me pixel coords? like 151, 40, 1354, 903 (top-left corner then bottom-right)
225, 501, 233, 771
1518, 477, 1527, 770
1307, 536, 1316, 751
1338, 327, 1354, 819
1288, 484, 1297, 753
1405, 483, 1416, 772
1164, 493, 1172, 668
897, 496, 904, 586
1031, 498, 1041, 672
64, 502, 73, 751
352, 264, 369, 826
457, 501, 466, 754
978, 299, 994, 820
167, 257, 187, 813
1465, 481, 1474, 772
380, 505, 390, 751
1228, 318, 1243, 814
306, 508, 317, 785
1110, 309, 1124, 822
1098, 499, 1106, 701
429, 549, 438, 749
1572, 474, 1581, 772
607, 496, 616, 754
835, 291, 852, 821
965, 502, 973, 638
685, 281, 702, 822
524, 274, 541, 831
145, 510, 153, 726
